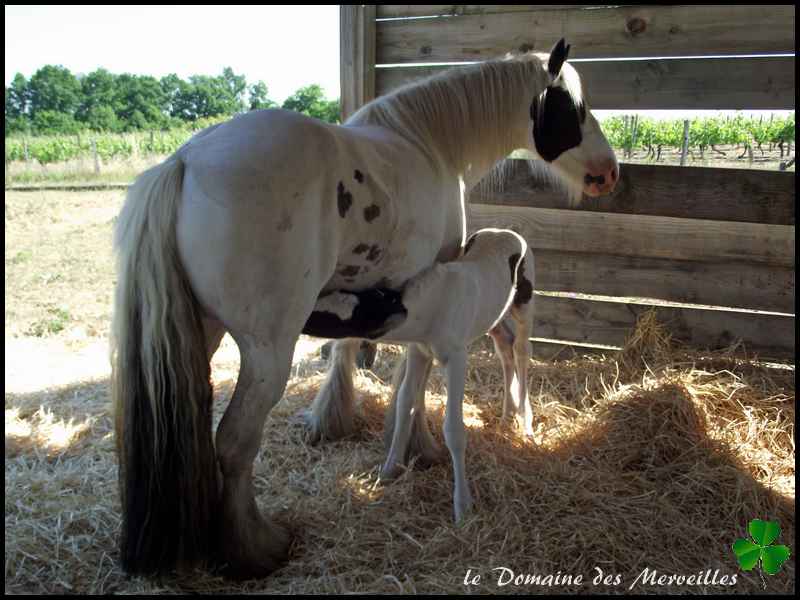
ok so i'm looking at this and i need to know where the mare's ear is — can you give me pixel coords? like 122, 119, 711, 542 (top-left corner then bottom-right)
547, 38, 571, 78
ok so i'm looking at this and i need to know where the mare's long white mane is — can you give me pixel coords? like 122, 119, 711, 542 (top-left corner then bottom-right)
347, 52, 586, 200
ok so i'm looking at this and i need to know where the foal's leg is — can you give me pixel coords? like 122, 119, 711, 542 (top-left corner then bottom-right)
304, 338, 359, 443
510, 308, 534, 436
489, 319, 517, 421
437, 346, 473, 523
383, 348, 443, 469
381, 344, 435, 480
215, 327, 300, 579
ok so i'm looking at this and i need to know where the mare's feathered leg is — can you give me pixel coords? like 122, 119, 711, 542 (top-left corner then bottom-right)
215, 324, 302, 579
304, 338, 359, 443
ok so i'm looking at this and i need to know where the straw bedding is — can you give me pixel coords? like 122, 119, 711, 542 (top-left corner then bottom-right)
5, 315, 795, 594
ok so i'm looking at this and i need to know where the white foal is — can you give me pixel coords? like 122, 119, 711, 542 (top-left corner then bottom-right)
308, 228, 535, 522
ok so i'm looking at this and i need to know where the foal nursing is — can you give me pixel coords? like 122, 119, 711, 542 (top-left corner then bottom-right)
310, 228, 535, 521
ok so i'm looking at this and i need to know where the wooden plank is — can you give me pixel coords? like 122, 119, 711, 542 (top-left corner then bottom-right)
469, 204, 795, 268
340, 5, 377, 121
375, 56, 796, 110
578, 56, 795, 111
530, 251, 795, 313
377, 5, 796, 63
377, 6, 602, 18
533, 294, 795, 356
470, 160, 796, 226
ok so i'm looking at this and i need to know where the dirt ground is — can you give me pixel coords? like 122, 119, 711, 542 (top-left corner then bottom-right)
4, 190, 795, 594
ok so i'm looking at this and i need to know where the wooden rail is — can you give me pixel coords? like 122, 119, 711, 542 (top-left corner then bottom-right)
376, 5, 795, 63
471, 161, 795, 226
376, 57, 796, 110
342, 5, 797, 358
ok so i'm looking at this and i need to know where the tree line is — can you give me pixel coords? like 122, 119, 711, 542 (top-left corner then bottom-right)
5, 65, 340, 136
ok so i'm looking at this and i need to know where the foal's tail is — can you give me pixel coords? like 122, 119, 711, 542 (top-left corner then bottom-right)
111, 156, 217, 574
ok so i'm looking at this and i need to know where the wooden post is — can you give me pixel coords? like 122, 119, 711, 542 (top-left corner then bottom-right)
340, 5, 376, 122
680, 120, 690, 166
92, 140, 100, 175
623, 115, 629, 158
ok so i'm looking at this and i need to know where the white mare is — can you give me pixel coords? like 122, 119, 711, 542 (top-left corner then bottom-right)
111, 39, 618, 579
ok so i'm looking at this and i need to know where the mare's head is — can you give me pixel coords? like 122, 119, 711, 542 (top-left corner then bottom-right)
526, 39, 619, 199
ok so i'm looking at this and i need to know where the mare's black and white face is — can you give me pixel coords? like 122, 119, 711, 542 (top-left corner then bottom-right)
528, 39, 619, 199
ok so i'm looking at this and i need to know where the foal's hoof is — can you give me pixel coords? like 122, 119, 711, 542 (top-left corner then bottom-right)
453, 494, 474, 525
516, 415, 534, 438
501, 413, 534, 437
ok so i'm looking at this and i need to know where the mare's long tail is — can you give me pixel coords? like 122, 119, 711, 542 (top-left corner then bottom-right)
111, 156, 218, 574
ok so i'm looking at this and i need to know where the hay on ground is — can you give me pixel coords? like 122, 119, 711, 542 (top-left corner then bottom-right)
4, 314, 795, 594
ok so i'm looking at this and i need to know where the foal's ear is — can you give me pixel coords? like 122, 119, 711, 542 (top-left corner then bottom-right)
547, 38, 571, 78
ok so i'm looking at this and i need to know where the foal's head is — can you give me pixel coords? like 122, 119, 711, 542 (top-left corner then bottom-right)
526, 39, 619, 199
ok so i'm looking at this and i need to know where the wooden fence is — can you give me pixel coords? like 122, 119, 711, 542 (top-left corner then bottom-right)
341, 5, 795, 358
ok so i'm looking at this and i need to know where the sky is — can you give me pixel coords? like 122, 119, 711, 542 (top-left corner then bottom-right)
5, 5, 792, 121
5, 5, 341, 103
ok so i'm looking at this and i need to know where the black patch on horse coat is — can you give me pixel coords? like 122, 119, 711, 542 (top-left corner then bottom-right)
337, 181, 353, 218
354, 169, 365, 183
508, 253, 533, 305
338, 265, 360, 277
531, 86, 584, 162
366, 245, 382, 262
353, 243, 369, 254
303, 288, 407, 340
364, 204, 381, 222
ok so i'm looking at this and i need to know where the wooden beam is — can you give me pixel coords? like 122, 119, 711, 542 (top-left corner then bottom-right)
469, 204, 795, 268
377, 6, 602, 18
533, 294, 795, 356
376, 5, 795, 63
340, 5, 377, 121
470, 160, 796, 226
376, 56, 796, 110
530, 251, 794, 313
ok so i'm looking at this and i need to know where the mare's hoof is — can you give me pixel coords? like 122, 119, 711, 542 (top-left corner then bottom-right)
216, 516, 291, 580
296, 408, 355, 445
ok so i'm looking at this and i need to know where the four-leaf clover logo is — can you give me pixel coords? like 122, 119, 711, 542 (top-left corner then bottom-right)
733, 519, 791, 575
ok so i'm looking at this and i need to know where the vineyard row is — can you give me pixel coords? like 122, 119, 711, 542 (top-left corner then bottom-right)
5, 115, 795, 165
